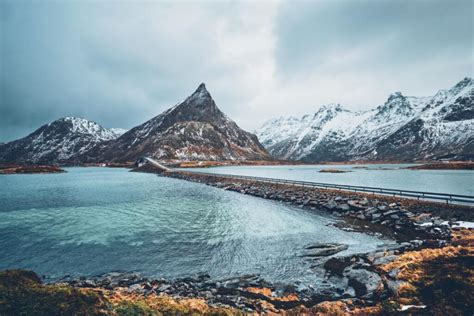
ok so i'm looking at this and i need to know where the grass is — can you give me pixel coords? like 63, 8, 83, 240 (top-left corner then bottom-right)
0, 270, 240, 316
0, 269, 106, 315
380, 230, 474, 315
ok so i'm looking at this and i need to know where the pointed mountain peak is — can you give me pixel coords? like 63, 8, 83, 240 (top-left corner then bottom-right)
196, 82, 207, 92
185, 83, 213, 106
449, 77, 473, 94
387, 91, 405, 102
316, 103, 345, 114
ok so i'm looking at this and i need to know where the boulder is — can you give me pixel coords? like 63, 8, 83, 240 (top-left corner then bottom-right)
302, 243, 349, 257
344, 267, 383, 297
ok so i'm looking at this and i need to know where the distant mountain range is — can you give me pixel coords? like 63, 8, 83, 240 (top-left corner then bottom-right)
0, 84, 270, 164
256, 78, 474, 162
0, 117, 124, 164
1, 79, 472, 164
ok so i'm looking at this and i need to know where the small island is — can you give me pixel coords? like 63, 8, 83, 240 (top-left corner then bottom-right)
318, 169, 351, 173
0, 165, 66, 174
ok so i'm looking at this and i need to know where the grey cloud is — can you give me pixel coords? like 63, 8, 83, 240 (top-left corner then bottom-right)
0, 0, 472, 142
276, 0, 472, 76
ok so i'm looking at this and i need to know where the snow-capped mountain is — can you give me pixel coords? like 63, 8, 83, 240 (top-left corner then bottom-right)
84, 83, 270, 162
0, 117, 123, 164
256, 78, 474, 162
110, 128, 128, 137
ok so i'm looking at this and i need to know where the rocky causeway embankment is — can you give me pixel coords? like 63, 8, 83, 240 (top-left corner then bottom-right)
82, 165, 471, 313
9, 166, 470, 314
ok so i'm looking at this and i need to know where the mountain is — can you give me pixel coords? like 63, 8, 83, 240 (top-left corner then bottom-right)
83, 83, 270, 162
0, 117, 123, 164
256, 78, 474, 162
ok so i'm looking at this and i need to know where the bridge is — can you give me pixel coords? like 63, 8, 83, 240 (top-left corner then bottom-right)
140, 157, 474, 205
137, 157, 174, 172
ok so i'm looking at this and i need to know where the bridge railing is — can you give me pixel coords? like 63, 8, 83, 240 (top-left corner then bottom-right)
178, 170, 474, 205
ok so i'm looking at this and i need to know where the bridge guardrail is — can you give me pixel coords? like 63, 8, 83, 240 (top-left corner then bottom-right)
179, 170, 474, 205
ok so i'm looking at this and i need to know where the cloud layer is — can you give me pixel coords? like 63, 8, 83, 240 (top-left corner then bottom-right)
1, 0, 472, 142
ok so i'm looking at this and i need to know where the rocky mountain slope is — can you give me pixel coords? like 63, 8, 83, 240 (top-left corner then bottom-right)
256, 78, 474, 162
83, 83, 270, 162
0, 117, 124, 164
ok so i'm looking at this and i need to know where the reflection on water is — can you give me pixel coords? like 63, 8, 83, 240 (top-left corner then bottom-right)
0, 167, 389, 285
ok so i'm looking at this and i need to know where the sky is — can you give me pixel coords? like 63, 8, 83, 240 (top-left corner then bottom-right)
1, 0, 472, 142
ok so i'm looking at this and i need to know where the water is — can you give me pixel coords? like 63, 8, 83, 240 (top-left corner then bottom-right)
0, 167, 389, 286
185, 164, 474, 196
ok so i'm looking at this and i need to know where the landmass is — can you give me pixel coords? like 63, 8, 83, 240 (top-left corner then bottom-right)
407, 162, 474, 170
0, 164, 66, 174
319, 169, 351, 173
2, 228, 472, 315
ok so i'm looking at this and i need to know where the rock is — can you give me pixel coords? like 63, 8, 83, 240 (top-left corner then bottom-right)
365, 207, 378, 215
373, 255, 399, 266
323, 257, 352, 276
383, 210, 399, 217
347, 200, 365, 210
128, 284, 143, 292
385, 279, 404, 294
344, 267, 383, 297
326, 200, 337, 209
338, 204, 351, 211
157, 284, 172, 292
303, 243, 349, 257
371, 213, 381, 220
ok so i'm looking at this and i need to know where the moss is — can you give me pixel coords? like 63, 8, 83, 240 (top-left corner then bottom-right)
113, 300, 161, 316
106, 292, 240, 316
0, 269, 241, 316
0, 269, 106, 315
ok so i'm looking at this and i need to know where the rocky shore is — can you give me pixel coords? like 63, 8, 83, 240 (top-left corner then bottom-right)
406, 162, 474, 170
2, 166, 472, 315
119, 166, 472, 314
164, 170, 473, 237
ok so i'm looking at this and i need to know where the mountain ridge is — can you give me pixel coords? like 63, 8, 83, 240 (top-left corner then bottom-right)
80, 83, 270, 162
0, 117, 124, 164
256, 78, 474, 162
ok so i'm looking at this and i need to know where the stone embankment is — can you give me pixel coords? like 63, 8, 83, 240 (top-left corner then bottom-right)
109, 166, 473, 314
164, 171, 472, 241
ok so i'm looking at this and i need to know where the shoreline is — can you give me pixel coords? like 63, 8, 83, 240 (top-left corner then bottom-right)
2, 165, 473, 314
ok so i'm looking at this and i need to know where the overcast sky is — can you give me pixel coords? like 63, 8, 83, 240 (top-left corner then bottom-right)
1, 0, 472, 142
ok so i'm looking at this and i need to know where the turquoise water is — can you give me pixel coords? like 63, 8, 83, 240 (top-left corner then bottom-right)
0, 167, 389, 285
184, 164, 474, 196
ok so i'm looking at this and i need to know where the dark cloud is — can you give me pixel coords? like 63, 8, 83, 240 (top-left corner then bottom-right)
0, 0, 472, 142
276, 0, 472, 75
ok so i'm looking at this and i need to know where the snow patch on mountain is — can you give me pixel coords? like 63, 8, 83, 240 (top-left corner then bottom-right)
256, 78, 474, 161
0, 117, 123, 164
